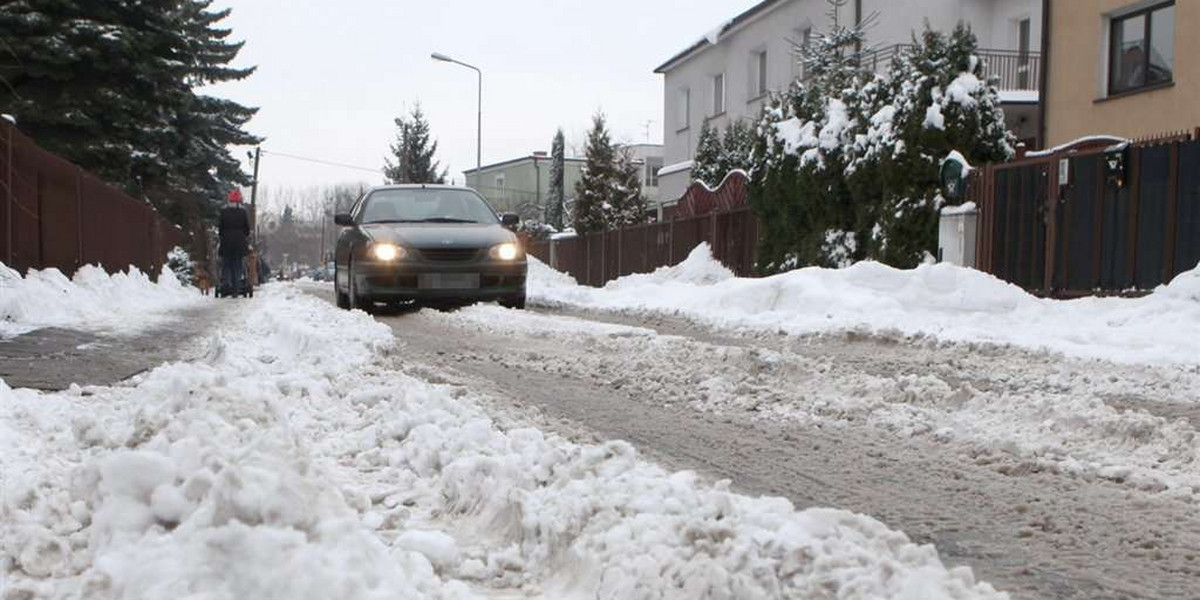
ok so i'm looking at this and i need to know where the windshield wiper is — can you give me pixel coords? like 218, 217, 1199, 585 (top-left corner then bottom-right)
418, 217, 477, 223
364, 219, 422, 224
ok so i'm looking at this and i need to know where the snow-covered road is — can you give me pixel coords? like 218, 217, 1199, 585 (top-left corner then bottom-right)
320, 293, 1200, 600
2, 284, 1012, 600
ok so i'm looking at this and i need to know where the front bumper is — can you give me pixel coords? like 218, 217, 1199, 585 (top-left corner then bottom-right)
354, 256, 527, 303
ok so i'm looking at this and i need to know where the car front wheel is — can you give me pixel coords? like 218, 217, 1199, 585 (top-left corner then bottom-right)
335, 262, 349, 309
348, 259, 370, 313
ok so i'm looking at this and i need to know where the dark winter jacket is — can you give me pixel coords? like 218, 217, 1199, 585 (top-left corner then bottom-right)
218, 204, 251, 258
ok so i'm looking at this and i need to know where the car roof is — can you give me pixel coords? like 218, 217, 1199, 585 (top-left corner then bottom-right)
367, 184, 478, 193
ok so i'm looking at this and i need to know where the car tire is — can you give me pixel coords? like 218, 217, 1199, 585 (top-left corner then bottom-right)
501, 294, 526, 310
348, 259, 370, 313
335, 263, 350, 309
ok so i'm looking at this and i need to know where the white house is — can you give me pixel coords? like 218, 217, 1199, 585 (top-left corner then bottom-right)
654, 0, 1043, 203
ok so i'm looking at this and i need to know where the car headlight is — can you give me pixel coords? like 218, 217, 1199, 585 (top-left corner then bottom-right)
489, 242, 521, 261
371, 243, 405, 261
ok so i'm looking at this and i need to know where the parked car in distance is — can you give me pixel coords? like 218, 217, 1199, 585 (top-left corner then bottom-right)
333, 185, 527, 311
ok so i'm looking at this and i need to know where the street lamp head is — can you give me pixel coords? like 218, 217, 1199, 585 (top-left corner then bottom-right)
431, 52, 453, 62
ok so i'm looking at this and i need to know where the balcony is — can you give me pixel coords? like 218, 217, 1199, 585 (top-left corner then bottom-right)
859, 45, 1041, 93
801, 45, 1041, 95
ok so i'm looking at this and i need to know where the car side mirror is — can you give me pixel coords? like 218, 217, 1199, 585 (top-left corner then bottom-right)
334, 213, 355, 227
500, 213, 519, 229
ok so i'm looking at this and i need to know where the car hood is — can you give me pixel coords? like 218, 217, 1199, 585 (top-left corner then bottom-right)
361, 223, 517, 249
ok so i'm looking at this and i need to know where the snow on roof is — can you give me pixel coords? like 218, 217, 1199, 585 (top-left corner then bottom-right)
653, 0, 787, 73
657, 160, 694, 177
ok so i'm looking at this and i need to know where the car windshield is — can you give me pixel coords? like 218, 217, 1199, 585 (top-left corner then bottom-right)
359, 188, 498, 224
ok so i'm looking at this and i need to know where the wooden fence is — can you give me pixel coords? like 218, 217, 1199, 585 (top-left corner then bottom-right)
529, 206, 758, 287
0, 120, 187, 276
972, 131, 1200, 296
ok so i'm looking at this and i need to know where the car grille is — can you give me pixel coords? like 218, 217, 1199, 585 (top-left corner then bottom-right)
418, 248, 480, 262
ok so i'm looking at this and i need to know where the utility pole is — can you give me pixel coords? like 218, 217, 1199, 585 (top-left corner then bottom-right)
249, 147, 261, 239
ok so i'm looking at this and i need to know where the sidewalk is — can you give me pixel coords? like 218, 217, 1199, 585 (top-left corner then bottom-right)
0, 303, 230, 390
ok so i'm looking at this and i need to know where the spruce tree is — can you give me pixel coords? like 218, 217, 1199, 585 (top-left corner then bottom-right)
720, 120, 756, 179
573, 113, 616, 234
572, 113, 646, 233
692, 120, 724, 186
0, 0, 260, 223
384, 104, 447, 184
611, 147, 648, 227
544, 129, 566, 229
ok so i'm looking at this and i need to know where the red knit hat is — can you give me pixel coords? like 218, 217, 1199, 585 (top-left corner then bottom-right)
227, 189, 244, 204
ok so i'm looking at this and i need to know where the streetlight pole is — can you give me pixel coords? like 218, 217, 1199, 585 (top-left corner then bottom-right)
431, 52, 482, 178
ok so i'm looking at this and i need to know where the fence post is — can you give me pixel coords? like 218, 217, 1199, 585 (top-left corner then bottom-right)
585, 234, 591, 286
1165, 142, 1180, 281
710, 211, 718, 263
617, 227, 623, 277
5, 125, 11, 266
75, 168, 83, 270
669, 217, 675, 264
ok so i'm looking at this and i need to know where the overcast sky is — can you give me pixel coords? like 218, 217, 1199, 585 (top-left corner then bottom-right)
207, 0, 758, 192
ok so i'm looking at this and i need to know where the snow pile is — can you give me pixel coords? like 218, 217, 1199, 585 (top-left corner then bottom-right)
1, 284, 1008, 600
529, 245, 1200, 365
0, 262, 205, 337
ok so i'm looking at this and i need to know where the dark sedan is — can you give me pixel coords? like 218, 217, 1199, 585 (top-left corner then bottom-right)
333, 185, 527, 311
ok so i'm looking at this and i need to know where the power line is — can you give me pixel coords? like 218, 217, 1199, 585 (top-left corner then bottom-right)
261, 149, 382, 174
258, 149, 550, 199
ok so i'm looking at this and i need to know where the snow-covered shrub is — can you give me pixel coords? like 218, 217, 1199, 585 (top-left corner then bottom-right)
166, 246, 196, 287
751, 8, 1014, 272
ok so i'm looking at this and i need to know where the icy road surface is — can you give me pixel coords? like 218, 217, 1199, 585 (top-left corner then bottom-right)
303, 287, 1200, 600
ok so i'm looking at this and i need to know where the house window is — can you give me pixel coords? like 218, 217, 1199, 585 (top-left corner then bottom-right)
494, 174, 505, 190
676, 87, 690, 131
645, 157, 663, 187
711, 73, 725, 115
751, 50, 768, 97
1109, 2, 1175, 95
794, 27, 813, 79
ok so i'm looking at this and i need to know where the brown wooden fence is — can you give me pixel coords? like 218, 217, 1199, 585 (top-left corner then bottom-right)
529, 206, 759, 287
0, 120, 187, 277
973, 131, 1200, 296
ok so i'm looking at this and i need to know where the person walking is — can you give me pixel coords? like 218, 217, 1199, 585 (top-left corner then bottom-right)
218, 189, 251, 295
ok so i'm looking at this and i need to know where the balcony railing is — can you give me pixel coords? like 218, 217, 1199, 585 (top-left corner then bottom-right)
856, 45, 1041, 92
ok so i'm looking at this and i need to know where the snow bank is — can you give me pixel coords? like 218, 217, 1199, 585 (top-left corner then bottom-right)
0, 262, 205, 338
1, 284, 1007, 600
530, 244, 1200, 365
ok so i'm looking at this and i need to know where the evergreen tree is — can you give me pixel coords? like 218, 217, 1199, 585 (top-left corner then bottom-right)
611, 146, 648, 227
720, 119, 756, 179
867, 24, 1015, 266
544, 129, 566, 229
573, 113, 616, 234
751, 5, 1013, 271
0, 0, 260, 224
752, 0, 873, 271
383, 103, 447, 184
572, 113, 646, 233
692, 120, 724, 186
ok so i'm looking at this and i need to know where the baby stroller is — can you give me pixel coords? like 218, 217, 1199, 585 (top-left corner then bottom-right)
214, 255, 253, 298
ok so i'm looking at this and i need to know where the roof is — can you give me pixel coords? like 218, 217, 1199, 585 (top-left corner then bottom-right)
462, 154, 586, 175
654, 0, 786, 74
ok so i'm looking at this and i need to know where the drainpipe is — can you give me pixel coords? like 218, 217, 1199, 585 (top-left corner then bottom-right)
532, 154, 541, 219
1037, 0, 1051, 150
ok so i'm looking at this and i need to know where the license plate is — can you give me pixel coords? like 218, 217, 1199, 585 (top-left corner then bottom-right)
418, 273, 480, 289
